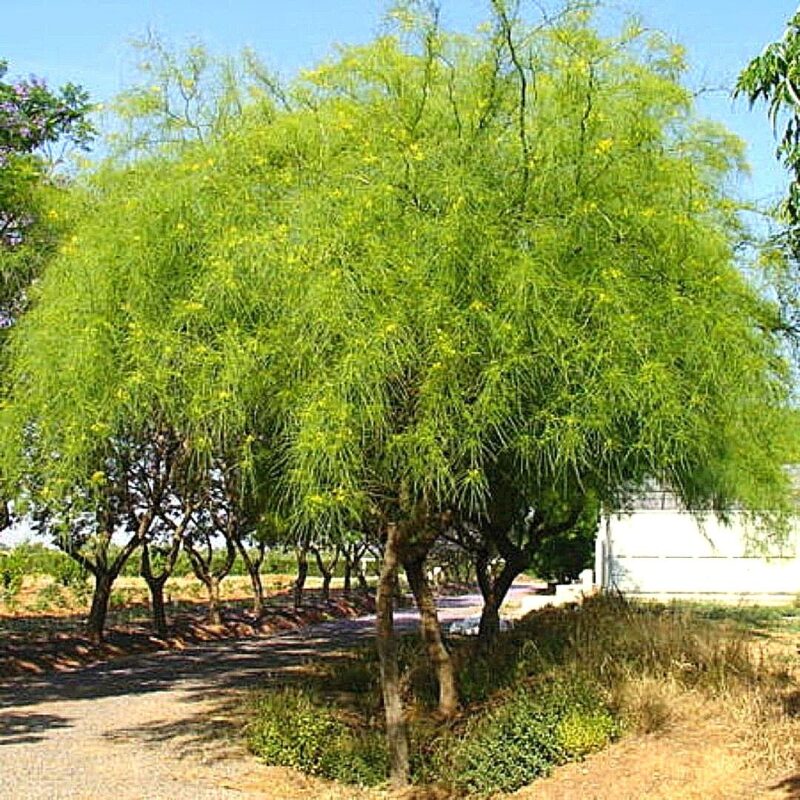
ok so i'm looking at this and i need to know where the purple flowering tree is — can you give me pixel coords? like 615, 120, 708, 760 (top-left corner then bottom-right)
1, 61, 94, 531
0, 60, 94, 320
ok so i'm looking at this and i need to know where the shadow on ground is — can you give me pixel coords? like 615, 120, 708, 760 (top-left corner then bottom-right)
0, 615, 381, 710
0, 711, 72, 745
771, 774, 800, 799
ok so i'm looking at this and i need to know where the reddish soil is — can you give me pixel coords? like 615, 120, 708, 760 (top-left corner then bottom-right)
0, 589, 375, 679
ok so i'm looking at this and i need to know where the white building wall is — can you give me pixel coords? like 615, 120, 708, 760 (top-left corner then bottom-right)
598, 510, 800, 604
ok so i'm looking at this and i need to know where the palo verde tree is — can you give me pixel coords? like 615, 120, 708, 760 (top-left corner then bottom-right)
1, 1, 796, 785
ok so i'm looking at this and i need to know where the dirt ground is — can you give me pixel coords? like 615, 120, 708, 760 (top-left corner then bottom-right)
512, 714, 791, 800
3, 579, 798, 799
0, 577, 375, 678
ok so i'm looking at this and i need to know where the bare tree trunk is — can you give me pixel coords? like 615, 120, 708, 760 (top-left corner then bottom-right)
141, 543, 171, 637
82, 533, 141, 644
404, 556, 458, 718
377, 522, 409, 788
249, 566, 265, 617
343, 550, 353, 596
293, 547, 308, 610
357, 563, 369, 593
235, 539, 266, 617
184, 533, 235, 625
312, 547, 338, 603
206, 574, 222, 625
86, 572, 113, 645
150, 577, 169, 636
477, 555, 526, 646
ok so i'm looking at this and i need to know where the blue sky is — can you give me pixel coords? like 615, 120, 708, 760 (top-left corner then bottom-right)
2, 0, 798, 205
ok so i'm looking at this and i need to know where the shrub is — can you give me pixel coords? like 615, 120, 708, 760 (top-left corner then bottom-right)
247, 687, 387, 786
442, 679, 617, 797
33, 582, 68, 611
0, 550, 26, 606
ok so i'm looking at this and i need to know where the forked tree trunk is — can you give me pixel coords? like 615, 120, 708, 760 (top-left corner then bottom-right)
293, 548, 308, 610
141, 516, 188, 637
377, 522, 409, 787
184, 533, 235, 626
141, 545, 170, 637
404, 557, 458, 717
235, 539, 266, 617
80, 532, 141, 645
312, 547, 339, 603
477, 556, 525, 646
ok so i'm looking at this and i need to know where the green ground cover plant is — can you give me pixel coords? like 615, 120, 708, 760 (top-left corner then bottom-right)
245, 595, 800, 796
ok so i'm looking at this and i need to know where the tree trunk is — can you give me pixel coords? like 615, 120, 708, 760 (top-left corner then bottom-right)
207, 575, 222, 625
404, 557, 458, 718
357, 563, 369, 593
293, 548, 308, 610
234, 539, 266, 618
377, 523, 409, 787
312, 547, 335, 603
86, 572, 113, 645
141, 530, 185, 636
249, 566, 265, 617
343, 555, 352, 596
148, 577, 168, 637
477, 556, 526, 646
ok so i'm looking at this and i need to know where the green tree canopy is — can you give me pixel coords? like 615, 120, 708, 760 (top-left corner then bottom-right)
4, 4, 797, 782
4, 6, 792, 524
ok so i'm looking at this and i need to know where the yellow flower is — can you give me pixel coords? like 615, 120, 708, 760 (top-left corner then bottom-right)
595, 138, 614, 155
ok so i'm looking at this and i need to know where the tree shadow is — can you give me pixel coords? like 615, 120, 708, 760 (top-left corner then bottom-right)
0, 711, 71, 745
102, 689, 246, 765
771, 774, 800, 799
0, 615, 382, 711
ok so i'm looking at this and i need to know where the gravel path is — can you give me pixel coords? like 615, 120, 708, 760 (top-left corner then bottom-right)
0, 586, 544, 800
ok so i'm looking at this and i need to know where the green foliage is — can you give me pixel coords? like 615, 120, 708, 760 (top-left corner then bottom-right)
33, 580, 67, 611
529, 495, 600, 582
736, 13, 800, 343
0, 59, 94, 323
2, 5, 793, 547
0, 546, 27, 605
435, 679, 617, 796
107, 30, 280, 162
247, 687, 387, 786
53, 553, 88, 590
737, 12, 800, 224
